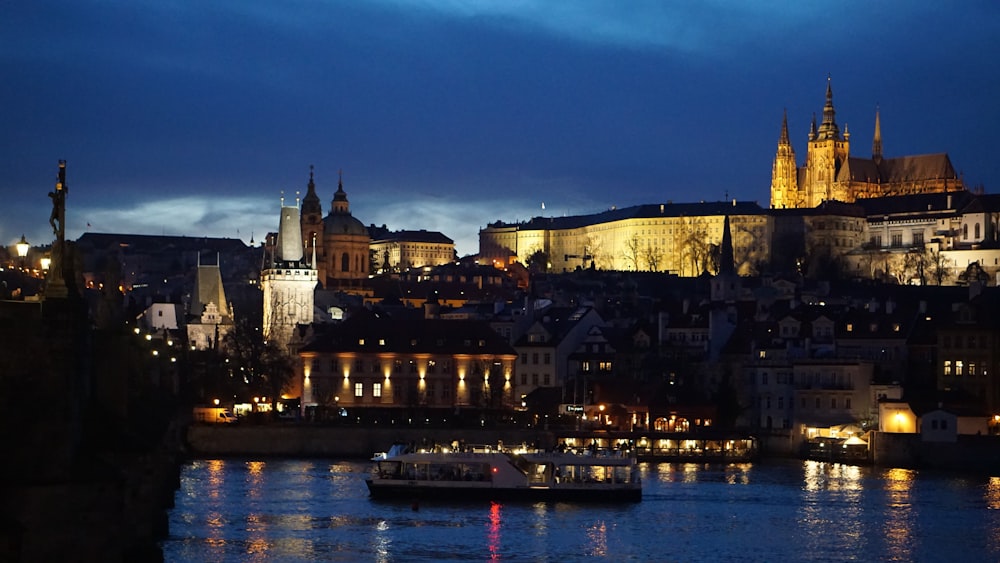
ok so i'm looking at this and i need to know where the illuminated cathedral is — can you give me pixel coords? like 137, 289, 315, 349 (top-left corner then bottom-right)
770, 78, 965, 209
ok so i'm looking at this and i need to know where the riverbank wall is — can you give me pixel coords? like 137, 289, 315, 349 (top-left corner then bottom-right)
186, 425, 559, 458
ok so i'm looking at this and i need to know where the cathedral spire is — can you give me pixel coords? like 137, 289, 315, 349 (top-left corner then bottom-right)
808, 112, 817, 141
779, 108, 791, 145
872, 105, 883, 163
816, 76, 840, 140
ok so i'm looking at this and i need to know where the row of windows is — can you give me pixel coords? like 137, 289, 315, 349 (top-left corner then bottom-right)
352, 381, 455, 400
520, 352, 551, 365
943, 360, 987, 377
755, 372, 854, 387
519, 373, 552, 386
942, 335, 990, 349
759, 396, 853, 410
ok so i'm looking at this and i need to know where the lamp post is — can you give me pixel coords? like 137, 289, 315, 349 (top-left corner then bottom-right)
15, 235, 29, 270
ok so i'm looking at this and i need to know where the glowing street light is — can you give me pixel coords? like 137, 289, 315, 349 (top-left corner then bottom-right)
15, 235, 29, 268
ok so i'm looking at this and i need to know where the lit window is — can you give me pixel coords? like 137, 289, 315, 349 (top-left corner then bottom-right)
956, 361, 964, 376
373, 382, 382, 398
354, 382, 363, 397
944, 361, 952, 376
846, 323, 853, 332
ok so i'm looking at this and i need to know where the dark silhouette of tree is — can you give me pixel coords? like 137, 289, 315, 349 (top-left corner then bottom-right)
223, 316, 295, 412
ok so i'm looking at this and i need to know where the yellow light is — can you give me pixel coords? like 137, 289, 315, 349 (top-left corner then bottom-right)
15, 235, 29, 258
213, 398, 220, 406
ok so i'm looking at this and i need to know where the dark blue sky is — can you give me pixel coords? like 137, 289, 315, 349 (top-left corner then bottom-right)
3, 1, 999, 256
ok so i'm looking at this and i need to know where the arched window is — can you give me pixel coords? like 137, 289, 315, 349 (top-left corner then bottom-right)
975, 223, 981, 239
963, 224, 968, 240
341, 252, 350, 272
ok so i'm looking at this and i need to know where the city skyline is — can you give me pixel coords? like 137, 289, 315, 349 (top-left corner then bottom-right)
3, 1, 999, 256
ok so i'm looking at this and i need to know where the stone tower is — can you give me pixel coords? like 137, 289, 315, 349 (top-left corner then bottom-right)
300, 166, 326, 284
261, 195, 318, 351
802, 77, 851, 207
769, 109, 799, 208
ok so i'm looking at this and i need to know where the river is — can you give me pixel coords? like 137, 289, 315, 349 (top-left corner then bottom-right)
162, 458, 1000, 562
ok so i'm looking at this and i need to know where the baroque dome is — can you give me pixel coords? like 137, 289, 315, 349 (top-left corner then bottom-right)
323, 212, 368, 236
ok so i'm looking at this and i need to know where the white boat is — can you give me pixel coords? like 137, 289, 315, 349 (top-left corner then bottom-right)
365, 444, 641, 502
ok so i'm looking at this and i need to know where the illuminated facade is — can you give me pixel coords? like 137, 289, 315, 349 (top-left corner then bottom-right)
370, 229, 455, 272
261, 199, 318, 350
480, 201, 771, 276
296, 315, 517, 411
770, 78, 965, 210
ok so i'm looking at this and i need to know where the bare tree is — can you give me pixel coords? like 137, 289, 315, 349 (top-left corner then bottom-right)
642, 241, 663, 272
622, 234, 642, 271
928, 246, 952, 285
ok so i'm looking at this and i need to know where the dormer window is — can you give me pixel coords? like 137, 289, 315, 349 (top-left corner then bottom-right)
358, 339, 365, 345
846, 323, 853, 332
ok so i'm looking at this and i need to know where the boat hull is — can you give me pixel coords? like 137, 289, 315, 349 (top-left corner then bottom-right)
365, 478, 641, 503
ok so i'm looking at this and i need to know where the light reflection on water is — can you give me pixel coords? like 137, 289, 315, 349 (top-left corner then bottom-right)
164, 458, 1000, 562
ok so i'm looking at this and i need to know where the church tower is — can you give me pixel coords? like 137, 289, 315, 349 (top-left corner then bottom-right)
300, 166, 326, 285
261, 195, 318, 351
803, 77, 851, 207
770, 109, 799, 209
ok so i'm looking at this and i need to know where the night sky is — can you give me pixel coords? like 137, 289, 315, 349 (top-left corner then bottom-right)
3, 1, 999, 256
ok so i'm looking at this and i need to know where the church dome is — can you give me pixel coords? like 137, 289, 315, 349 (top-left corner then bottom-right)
323, 212, 368, 236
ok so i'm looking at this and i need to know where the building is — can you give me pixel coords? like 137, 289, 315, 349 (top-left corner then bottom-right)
513, 305, 604, 402
261, 198, 318, 351
300, 168, 370, 289
295, 313, 517, 412
770, 78, 965, 210
480, 200, 771, 275
369, 228, 455, 272
186, 253, 234, 351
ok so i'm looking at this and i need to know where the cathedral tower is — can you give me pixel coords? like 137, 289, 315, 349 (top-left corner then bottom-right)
770, 109, 799, 209
803, 77, 851, 207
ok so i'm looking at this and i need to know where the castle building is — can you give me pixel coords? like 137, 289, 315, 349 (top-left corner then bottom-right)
479, 201, 771, 276
300, 168, 370, 289
369, 228, 455, 273
770, 78, 965, 209
261, 197, 318, 350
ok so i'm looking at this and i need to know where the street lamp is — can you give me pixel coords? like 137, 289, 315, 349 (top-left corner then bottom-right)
15, 235, 29, 269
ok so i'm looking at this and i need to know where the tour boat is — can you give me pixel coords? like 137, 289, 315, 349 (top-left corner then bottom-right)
366, 443, 642, 502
